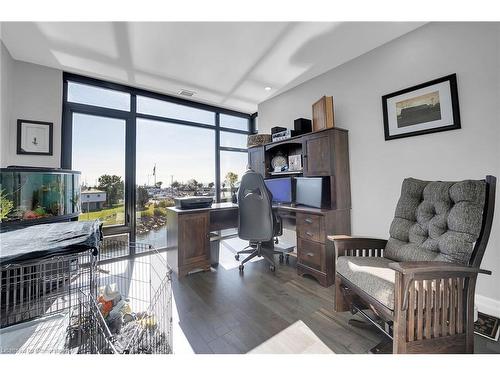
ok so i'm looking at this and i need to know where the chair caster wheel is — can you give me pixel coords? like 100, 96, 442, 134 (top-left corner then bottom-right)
270, 265, 276, 272
239, 264, 244, 271
235, 255, 240, 261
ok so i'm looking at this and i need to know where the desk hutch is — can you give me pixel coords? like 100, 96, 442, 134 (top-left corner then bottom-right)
167, 127, 351, 287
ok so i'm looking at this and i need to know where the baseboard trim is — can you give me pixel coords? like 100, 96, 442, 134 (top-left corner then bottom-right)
476, 294, 500, 318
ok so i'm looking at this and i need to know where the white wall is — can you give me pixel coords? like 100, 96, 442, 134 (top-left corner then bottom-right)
0, 41, 62, 168
258, 22, 500, 315
1, 42, 14, 166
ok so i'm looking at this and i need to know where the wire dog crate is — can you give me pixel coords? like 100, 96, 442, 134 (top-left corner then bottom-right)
0, 249, 98, 329
82, 240, 173, 354
0, 249, 98, 353
0, 239, 172, 354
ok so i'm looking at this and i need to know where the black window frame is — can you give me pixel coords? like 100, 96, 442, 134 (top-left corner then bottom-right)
62, 72, 255, 244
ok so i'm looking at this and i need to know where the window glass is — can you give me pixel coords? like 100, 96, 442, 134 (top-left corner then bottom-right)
220, 131, 248, 149
220, 113, 249, 131
67, 76, 253, 247
72, 113, 126, 226
68, 82, 130, 111
135, 118, 216, 249
220, 151, 248, 203
137, 96, 215, 125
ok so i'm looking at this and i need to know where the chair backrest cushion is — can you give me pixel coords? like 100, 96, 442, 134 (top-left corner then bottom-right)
385, 178, 486, 264
237, 170, 274, 242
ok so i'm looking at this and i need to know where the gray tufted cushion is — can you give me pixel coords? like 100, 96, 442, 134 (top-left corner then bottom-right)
337, 256, 395, 310
385, 178, 486, 264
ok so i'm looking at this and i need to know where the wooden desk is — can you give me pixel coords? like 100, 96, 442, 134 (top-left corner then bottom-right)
166, 203, 350, 286
166, 203, 237, 277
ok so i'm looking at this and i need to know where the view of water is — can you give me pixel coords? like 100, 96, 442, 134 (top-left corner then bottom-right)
136, 226, 167, 249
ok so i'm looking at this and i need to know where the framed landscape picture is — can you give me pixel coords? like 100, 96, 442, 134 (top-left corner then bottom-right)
382, 74, 461, 141
17, 119, 53, 155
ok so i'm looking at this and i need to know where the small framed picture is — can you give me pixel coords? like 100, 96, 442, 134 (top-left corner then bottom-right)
382, 74, 461, 141
17, 120, 53, 155
288, 154, 302, 171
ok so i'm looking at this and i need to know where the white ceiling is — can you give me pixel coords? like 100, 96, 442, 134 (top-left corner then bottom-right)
1, 22, 425, 113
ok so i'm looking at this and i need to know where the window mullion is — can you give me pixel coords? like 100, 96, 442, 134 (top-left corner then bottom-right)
215, 112, 221, 203
127, 94, 137, 246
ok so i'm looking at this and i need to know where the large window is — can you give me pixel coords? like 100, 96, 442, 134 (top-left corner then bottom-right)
137, 96, 215, 125
135, 119, 215, 249
62, 73, 253, 247
218, 118, 249, 203
220, 131, 248, 149
72, 113, 126, 226
68, 82, 131, 111
220, 113, 249, 131
220, 150, 248, 202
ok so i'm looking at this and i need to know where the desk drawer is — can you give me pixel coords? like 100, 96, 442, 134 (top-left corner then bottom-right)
297, 238, 325, 272
296, 213, 323, 242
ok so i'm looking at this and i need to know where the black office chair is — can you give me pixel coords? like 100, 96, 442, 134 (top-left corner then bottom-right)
235, 170, 284, 272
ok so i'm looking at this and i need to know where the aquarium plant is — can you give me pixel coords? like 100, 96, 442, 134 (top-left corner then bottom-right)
0, 189, 14, 222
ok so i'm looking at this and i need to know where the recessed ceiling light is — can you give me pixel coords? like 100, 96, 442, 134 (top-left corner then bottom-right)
264, 87, 272, 91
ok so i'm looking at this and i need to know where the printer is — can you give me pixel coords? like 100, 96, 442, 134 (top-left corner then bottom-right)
174, 196, 214, 210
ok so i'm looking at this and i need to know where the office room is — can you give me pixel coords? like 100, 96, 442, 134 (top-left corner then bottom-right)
0, 1, 499, 374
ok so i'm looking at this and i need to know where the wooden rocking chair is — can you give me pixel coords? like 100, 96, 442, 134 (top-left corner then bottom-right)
332, 176, 496, 354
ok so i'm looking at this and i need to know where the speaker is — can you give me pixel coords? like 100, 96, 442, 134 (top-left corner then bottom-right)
294, 118, 312, 134
271, 126, 287, 135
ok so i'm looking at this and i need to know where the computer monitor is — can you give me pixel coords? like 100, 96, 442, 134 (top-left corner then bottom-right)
295, 177, 330, 208
264, 177, 293, 204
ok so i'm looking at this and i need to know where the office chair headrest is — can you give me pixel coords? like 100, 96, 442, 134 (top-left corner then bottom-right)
238, 170, 272, 203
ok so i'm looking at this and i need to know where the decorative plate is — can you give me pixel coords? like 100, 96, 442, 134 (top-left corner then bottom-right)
271, 154, 287, 170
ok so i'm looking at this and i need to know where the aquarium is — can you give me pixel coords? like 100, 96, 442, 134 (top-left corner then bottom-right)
0, 167, 81, 227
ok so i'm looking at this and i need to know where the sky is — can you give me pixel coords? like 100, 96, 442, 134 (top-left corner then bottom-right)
70, 82, 249, 187
136, 118, 216, 185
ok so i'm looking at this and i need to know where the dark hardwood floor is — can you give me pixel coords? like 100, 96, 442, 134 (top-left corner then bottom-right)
171, 243, 500, 354
172, 255, 378, 353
